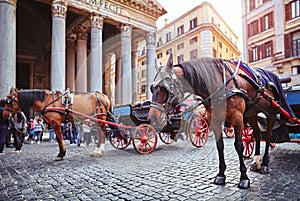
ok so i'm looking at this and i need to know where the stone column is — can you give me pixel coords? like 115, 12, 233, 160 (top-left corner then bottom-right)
131, 42, 138, 102
51, 0, 67, 91
146, 32, 156, 99
120, 24, 132, 104
103, 54, 112, 99
115, 50, 122, 105
66, 35, 76, 91
0, 0, 17, 98
75, 27, 88, 92
89, 13, 104, 92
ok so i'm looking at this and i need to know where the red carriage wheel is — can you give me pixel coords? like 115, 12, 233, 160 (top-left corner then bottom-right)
159, 132, 174, 144
189, 115, 209, 148
242, 126, 254, 158
133, 124, 157, 154
225, 126, 235, 138
109, 128, 131, 150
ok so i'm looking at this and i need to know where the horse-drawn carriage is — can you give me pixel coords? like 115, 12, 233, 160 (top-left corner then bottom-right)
108, 98, 209, 154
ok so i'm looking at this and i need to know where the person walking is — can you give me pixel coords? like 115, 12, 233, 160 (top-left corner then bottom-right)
10, 110, 27, 154
33, 117, 43, 144
0, 99, 9, 155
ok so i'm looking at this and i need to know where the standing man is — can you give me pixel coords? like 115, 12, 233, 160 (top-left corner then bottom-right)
0, 99, 9, 155
10, 110, 27, 154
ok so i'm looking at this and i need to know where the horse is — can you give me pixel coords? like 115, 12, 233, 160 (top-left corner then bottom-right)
148, 54, 292, 189
4, 87, 111, 160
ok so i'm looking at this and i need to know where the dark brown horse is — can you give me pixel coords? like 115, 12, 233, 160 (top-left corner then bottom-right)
148, 54, 289, 189
4, 87, 111, 160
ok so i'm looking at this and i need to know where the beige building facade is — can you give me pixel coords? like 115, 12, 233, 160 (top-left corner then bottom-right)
137, 1, 241, 102
0, 0, 166, 106
242, 0, 300, 84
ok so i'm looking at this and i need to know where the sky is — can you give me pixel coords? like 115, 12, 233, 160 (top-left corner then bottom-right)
155, 0, 243, 53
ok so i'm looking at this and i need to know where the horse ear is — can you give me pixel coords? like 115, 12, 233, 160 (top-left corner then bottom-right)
9, 86, 16, 96
166, 53, 173, 71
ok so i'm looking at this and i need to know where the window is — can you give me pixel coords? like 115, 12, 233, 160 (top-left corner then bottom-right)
142, 70, 146, 78
219, 42, 223, 49
157, 37, 162, 47
190, 36, 198, 45
177, 43, 184, 50
292, 65, 300, 75
141, 84, 146, 93
177, 25, 184, 36
248, 19, 259, 37
213, 49, 217, 58
262, 41, 273, 59
166, 32, 171, 42
249, 0, 256, 11
286, 0, 300, 21
249, 46, 260, 62
190, 18, 197, 30
260, 12, 273, 32
157, 53, 162, 59
190, 49, 197, 60
292, 37, 300, 57
213, 36, 215, 42
166, 48, 172, 55
177, 55, 184, 63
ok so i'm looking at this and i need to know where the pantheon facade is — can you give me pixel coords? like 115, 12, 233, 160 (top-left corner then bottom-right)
0, 0, 166, 105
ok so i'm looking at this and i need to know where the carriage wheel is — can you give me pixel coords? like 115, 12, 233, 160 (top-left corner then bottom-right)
159, 132, 174, 144
242, 126, 254, 158
133, 124, 157, 154
189, 115, 209, 148
109, 128, 131, 150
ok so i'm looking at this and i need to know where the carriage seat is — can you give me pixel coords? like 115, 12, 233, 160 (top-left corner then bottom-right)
131, 100, 151, 122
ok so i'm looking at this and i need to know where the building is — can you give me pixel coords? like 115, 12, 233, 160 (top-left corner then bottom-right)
242, 0, 300, 84
0, 0, 166, 106
137, 1, 241, 102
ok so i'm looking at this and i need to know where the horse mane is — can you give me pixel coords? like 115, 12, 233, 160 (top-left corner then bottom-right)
178, 57, 228, 96
17, 90, 46, 109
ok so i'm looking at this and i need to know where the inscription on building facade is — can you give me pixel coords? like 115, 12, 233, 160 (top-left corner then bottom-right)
73, 0, 124, 15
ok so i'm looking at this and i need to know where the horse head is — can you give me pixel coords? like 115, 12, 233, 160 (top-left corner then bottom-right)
3, 87, 20, 119
149, 54, 184, 129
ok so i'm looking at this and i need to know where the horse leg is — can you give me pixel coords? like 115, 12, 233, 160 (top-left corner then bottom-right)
212, 121, 227, 186
260, 117, 275, 174
52, 120, 66, 160
233, 116, 250, 189
248, 116, 262, 172
91, 126, 105, 157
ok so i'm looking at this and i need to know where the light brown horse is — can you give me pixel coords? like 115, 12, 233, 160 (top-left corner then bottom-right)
148, 54, 292, 189
4, 87, 111, 160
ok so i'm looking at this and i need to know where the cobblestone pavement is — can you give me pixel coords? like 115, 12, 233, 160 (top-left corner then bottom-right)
0, 135, 300, 201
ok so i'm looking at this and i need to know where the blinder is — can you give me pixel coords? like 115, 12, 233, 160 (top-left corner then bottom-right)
150, 69, 184, 114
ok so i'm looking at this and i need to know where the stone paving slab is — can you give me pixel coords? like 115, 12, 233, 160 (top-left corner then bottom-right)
0, 136, 300, 200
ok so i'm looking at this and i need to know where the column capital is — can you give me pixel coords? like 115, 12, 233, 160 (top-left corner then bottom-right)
67, 35, 76, 49
52, 0, 67, 19
90, 13, 104, 30
119, 24, 132, 38
146, 32, 156, 45
76, 26, 88, 40
0, 0, 17, 6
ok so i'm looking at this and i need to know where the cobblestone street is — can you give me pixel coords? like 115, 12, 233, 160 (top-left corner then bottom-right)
0, 136, 300, 200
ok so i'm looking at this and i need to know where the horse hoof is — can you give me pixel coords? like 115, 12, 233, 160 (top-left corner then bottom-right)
54, 157, 64, 161
260, 166, 269, 174
213, 176, 226, 185
91, 152, 103, 157
250, 162, 261, 172
238, 179, 250, 189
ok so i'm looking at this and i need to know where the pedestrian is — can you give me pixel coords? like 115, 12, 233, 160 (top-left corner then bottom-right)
33, 117, 43, 144
76, 122, 83, 146
82, 119, 92, 146
0, 99, 9, 155
27, 119, 35, 143
66, 121, 76, 145
48, 123, 55, 142
10, 110, 27, 154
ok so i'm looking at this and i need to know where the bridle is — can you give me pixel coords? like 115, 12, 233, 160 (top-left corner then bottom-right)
150, 68, 184, 114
